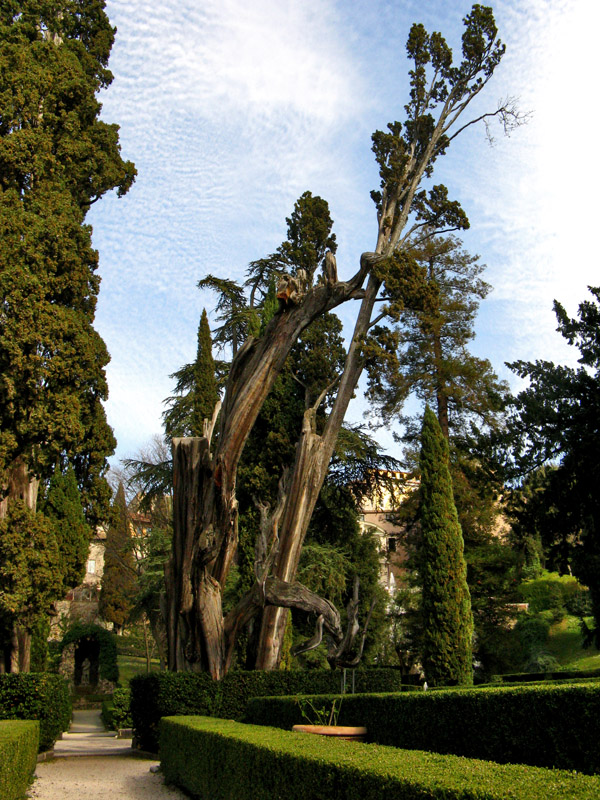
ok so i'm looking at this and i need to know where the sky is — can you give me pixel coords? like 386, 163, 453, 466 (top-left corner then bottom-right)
87, 0, 600, 465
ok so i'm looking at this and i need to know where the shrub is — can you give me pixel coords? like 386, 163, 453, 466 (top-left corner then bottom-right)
101, 688, 132, 730
245, 681, 600, 774
130, 668, 404, 753
519, 572, 586, 620
0, 673, 71, 752
524, 651, 561, 674
0, 721, 39, 800
160, 716, 600, 800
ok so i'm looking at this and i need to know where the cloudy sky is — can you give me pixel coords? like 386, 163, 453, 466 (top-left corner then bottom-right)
88, 0, 600, 464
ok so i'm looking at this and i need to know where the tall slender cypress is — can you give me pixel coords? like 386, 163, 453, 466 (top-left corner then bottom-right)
419, 406, 473, 686
191, 309, 219, 436
99, 484, 136, 634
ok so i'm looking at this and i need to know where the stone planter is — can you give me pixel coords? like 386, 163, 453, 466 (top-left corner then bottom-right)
292, 724, 367, 742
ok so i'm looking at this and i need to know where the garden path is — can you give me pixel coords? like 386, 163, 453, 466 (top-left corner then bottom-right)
30, 709, 186, 800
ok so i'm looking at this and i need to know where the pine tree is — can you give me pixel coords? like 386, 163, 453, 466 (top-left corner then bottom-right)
41, 463, 91, 592
99, 484, 137, 633
419, 407, 473, 686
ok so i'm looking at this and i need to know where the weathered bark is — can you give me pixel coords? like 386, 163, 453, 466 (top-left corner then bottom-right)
0, 456, 40, 673
255, 271, 385, 669
165, 23, 512, 673
165, 263, 373, 676
0, 455, 40, 518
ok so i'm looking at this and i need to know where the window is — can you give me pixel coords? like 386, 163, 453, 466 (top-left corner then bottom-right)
388, 538, 397, 553
87, 560, 96, 574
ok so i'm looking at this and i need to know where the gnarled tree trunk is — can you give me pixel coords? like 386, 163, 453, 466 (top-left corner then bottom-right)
0, 456, 40, 673
164, 259, 374, 677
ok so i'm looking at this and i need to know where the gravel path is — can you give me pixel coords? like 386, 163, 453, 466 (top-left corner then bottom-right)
30, 756, 188, 800
29, 709, 188, 800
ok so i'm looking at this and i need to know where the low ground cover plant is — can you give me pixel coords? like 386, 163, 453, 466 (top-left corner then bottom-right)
159, 716, 600, 800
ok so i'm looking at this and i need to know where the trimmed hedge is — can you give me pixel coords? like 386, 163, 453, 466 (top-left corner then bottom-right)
160, 716, 600, 800
245, 681, 600, 774
101, 688, 132, 731
130, 668, 406, 753
0, 673, 71, 752
0, 721, 39, 800
500, 667, 600, 682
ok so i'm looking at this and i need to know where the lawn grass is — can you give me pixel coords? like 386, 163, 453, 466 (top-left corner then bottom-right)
117, 655, 160, 687
546, 615, 600, 670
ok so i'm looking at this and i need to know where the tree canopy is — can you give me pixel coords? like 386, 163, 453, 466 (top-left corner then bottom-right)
507, 287, 600, 645
158, 4, 520, 678
0, 0, 135, 525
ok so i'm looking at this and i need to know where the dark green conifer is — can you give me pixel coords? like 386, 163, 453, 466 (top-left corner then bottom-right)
99, 485, 137, 633
419, 406, 473, 686
41, 464, 91, 592
0, 501, 62, 669
191, 309, 220, 436
0, 1, 136, 527
163, 309, 220, 441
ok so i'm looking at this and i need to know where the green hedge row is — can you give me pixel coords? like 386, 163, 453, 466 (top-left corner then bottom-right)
245, 681, 600, 774
0, 721, 39, 800
101, 688, 132, 731
0, 673, 71, 752
130, 668, 407, 753
160, 716, 600, 800
500, 668, 600, 682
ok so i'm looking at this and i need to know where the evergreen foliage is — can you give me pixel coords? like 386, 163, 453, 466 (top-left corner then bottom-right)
507, 287, 600, 645
0, 501, 62, 632
0, 673, 71, 752
163, 309, 219, 439
98, 484, 137, 631
40, 463, 91, 591
419, 407, 473, 685
0, 1, 135, 525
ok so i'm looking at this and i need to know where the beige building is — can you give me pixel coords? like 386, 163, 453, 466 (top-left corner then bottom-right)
358, 471, 419, 595
50, 527, 107, 638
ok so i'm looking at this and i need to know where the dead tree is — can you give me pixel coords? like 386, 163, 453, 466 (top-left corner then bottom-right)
165, 6, 524, 676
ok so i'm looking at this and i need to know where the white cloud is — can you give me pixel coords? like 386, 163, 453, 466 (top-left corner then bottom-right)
90, 0, 600, 464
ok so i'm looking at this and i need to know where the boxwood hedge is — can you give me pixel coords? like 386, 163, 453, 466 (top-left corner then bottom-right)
0, 673, 71, 752
245, 681, 600, 774
160, 716, 600, 800
0, 720, 39, 800
131, 668, 407, 753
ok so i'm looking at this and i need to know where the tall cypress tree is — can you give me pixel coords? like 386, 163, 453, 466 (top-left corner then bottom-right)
0, 500, 62, 671
419, 406, 473, 686
163, 308, 220, 440
41, 463, 91, 592
0, 2, 135, 526
191, 309, 219, 436
99, 484, 137, 634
